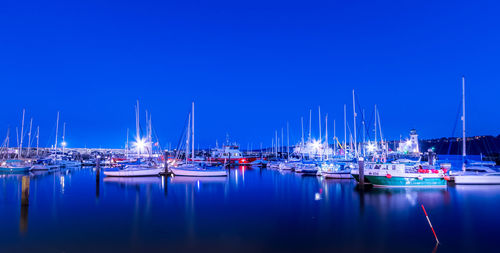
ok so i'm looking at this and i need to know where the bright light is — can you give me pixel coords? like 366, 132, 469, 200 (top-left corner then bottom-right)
367, 143, 376, 152
61, 141, 67, 147
133, 138, 146, 152
311, 140, 321, 150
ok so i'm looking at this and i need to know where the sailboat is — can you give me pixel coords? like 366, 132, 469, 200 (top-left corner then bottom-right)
452, 77, 500, 184
104, 101, 162, 177
170, 102, 227, 177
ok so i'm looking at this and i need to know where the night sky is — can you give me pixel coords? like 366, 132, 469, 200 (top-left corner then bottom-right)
1, 0, 499, 149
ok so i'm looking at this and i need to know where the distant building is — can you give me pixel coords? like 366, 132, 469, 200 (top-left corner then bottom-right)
397, 129, 419, 154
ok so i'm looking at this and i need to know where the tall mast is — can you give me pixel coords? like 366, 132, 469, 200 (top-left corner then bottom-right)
27, 118, 32, 158
126, 128, 129, 158
374, 104, 378, 148
275, 130, 278, 157
281, 127, 284, 155
318, 106, 322, 142
286, 121, 290, 158
301, 117, 304, 146
325, 114, 328, 160
352, 90, 358, 157
36, 126, 39, 157
344, 104, 347, 160
186, 113, 191, 163
19, 109, 25, 158
62, 122, 66, 154
362, 109, 366, 156
333, 119, 336, 155
135, 100, 140, 146
308, 109, 312, 141
54, 111, 59, 151
462, 76, 466, 171
192, 102, 195, 161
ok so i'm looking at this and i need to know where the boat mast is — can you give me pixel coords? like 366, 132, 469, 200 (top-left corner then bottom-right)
36, 126, 39, 157
54, 111, 59, 152
281, 127, 284, 156
192, 102, 195, 161
275, 130, 278, 157
325, 114, 328, 161
62, 122, 66, 154
301, 117, 304, 147
286, 121, 290, 159
333, 119, 336, 156
27, 118, 32, 158
19, 109, 25, 158
186, 113, 191, 163
344, 104, 347, 160
135, 101, 140, 154
352, 90, 358, 157
462, 76, 466, 171
374, 104, 377, 150
308, 109, 312, 141
126, 128, 129, 158
362, 109, 366, 157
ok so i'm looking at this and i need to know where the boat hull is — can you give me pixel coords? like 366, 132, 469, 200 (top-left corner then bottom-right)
454, 175, 500, 185
103, 168, 162, 177
353, 174, 446, 187
170, 167, 227, 177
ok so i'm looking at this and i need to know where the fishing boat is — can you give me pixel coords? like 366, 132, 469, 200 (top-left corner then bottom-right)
0, 160, 31, 172
351, 162, 448, 187
103, 164, 162, 177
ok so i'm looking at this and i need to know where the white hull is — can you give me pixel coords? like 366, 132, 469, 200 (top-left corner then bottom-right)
454, 175, 500, 185
103, 167, 162, 177
323, 172, 353, 179
171, 167, 227, 177
31, 164, 60, 171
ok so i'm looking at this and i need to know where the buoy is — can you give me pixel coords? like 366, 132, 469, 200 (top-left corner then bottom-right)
386, 174, 392, 179
444, 175, 450, 181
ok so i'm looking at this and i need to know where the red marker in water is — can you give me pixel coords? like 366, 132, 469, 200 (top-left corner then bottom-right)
421, 204, 439, 244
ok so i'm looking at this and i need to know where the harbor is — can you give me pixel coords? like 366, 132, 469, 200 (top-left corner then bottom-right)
2, 0, 500, 252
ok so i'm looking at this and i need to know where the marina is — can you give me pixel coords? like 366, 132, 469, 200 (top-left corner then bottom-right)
2, 0, 500, 252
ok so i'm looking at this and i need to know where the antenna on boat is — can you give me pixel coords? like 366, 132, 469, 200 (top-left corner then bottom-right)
36, 126, 39, 157
325, 114, 328, 161
287, 121, 290, 160
309, 109, 312, 141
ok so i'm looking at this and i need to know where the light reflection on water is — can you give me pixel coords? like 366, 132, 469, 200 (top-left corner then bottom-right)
1, 166, 500, 252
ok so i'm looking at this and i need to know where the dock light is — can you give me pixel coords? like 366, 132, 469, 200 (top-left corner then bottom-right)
367, 143, 376, 152
311, 140, 321, 150
61, 141, 67, 147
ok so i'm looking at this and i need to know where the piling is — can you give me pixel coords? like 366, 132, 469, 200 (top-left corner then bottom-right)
21, 176, 30, 206
163, 151, 170, 176
96, 156, 100, 199
356, 157, 372, 191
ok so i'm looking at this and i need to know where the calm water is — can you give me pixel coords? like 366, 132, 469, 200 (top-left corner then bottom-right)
1, 167, 499, 252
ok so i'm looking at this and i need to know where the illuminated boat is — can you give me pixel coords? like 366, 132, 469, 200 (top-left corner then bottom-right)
0, 160, 31, 172
171, 164, 227, 177
320, 163, 353, 179
351, 163, 447, 187
295, 163, 319, 174
453, 166, 500, 185
209, 145, 262, 165
103, 165, 162, 177
30, 159, 61, 171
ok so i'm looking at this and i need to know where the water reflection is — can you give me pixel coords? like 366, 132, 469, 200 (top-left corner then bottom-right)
1, 167, 500, 252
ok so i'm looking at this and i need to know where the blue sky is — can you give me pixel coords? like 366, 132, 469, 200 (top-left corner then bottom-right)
1, 0, 499, 148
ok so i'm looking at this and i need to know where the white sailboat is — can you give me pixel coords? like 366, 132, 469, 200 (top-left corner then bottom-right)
104, 101, 161, 177
171, 102, 227, 177
453, 76, 500, 184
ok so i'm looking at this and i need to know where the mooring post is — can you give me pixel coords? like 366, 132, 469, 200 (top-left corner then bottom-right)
164, 151, 169, 176
21, 176, 30, 206
358, 157, 365, 188
96, 156, 100, 199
